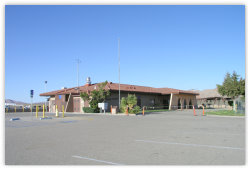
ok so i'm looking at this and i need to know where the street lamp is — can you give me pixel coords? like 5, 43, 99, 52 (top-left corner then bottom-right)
45, 81, 47, 112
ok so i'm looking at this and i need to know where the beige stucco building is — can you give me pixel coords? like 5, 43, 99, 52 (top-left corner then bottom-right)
196, 88, 232, 109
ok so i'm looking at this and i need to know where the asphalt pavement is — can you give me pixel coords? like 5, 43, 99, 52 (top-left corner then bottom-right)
5, 110, 245, 165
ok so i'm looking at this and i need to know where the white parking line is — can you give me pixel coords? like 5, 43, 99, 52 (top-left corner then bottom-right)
72, 155, 124, 165
135, 139, 244, 151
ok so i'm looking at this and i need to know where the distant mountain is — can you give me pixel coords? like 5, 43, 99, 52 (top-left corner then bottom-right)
5, 99, 28, 105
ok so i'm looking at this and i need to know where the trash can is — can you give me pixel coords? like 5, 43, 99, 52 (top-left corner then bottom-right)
111, 106, 118, 114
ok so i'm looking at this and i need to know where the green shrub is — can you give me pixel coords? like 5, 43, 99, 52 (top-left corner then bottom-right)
82, 107, 95, 113
120, 94, 141, 114
121, 97, 127, 113
130, 105, 141, 114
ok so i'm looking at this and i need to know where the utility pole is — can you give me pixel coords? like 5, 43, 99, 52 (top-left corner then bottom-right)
118, 38, 120, 110
76, 58, 81, 93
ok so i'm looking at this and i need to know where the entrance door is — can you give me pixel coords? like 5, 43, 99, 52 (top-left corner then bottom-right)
189, 100, 192, 109
73, 98, 80, 112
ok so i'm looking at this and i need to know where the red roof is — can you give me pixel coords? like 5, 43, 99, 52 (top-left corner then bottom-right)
40, 82, 199, 96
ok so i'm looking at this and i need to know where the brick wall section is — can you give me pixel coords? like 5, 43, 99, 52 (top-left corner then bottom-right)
51, 94, 75, 112
55, 95, 66, 112
50, 92, 197, 112
101, 91, 171, 110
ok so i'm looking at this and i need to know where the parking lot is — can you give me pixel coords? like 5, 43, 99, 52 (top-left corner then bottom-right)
5, 110, 245, 165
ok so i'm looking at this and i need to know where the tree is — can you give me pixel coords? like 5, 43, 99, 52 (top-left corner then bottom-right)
120, 94, 140, 114
217, 71, 245, 111
121, 97, 128, 113
80, 81, 110, 113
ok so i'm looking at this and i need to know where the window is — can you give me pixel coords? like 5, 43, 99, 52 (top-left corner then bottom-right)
178, 98, 181, 109
151, 99, 155, 105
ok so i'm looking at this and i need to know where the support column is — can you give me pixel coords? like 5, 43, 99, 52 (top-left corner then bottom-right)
181, 98, 183, 110
169, 93, 173, 110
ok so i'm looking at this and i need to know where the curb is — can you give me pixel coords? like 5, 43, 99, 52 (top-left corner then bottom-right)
82, 113, 138, 116
40, 117, 53, 120
207, 115, 245, 118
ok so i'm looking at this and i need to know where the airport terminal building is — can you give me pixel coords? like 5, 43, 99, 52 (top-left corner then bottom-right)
40, 78, 199, 113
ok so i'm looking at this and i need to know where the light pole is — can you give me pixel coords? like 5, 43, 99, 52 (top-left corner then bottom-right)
118, 38, 120, 110
76, 58, 81, 93
45, 81, 47, 112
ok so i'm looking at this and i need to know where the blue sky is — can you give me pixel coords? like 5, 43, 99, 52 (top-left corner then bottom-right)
5, 5, 245, 103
